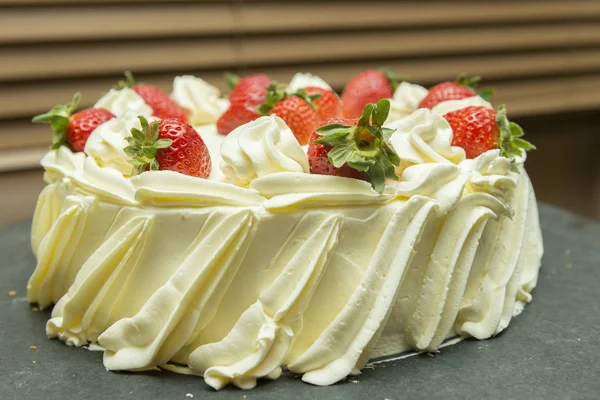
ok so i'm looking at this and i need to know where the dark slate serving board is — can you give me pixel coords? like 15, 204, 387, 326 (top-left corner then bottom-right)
1, 203, 599, 400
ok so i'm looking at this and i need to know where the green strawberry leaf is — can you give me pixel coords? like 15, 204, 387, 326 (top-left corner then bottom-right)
115, 71, 136, 90
313, 98, 400, 193
379, 67, 403, 92
32, 92, 81, 150
224, 72, 240, 90
456, 73, 495, 102
496, 104, 536, 163
124, 116, 172, 176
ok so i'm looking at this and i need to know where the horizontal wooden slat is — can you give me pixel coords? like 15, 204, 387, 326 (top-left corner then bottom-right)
0, 38, 237, 82
240, 24, 600, 66
3, 2, 600, 44
3, 23, 599, 83
239, 2, 600, 33
3, 74, 600, 172
0, 146, 48, 172
0, 4, 235, 44
4, 48, 600, 120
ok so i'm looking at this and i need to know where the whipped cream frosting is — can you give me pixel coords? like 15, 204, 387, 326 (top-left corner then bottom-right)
220, 116, 309, 186
29, 104, 542, 391
94, 88, 153, 117
387, 108, 466, 165
172, 75, 229, 125
84, 111, 156, 177
286, 73, 332, 93
431, 96, 493, 116
386, 82, 429, 123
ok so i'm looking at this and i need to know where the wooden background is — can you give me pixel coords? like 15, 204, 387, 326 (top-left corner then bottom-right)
1, 0, 599, 224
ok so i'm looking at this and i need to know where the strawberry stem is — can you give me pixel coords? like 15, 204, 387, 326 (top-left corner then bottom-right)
379, 67, 402, 92
258, 81, 321, 115
456, 73, 495, 102
315, 99, 400, 193
224, 72, 240, 90
32, 92, 81, 150
115, 71, 136, 90
496, 105, 536, 167
124, 116, 172, 176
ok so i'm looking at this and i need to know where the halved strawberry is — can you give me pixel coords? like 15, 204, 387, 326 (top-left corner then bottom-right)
124, 116, 211, 178
309, 99, 400, 193
444, 105, 534, 160
116, 72, 188, 121
32, 92, 115, 152
341, 68, 401, 118
305, 87, 343, 121
418, 74, 494, 110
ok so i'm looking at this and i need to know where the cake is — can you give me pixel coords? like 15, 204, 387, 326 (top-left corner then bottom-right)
27, 71, 542, 390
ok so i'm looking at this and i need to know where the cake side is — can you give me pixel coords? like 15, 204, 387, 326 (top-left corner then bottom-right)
27, 137, 542, 389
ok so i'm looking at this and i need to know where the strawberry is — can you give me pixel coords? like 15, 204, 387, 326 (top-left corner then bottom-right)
309, 99, 400, 193
305, 86, 343, 121
307, 117, 364, 180
116, 71, 188, 122
32, 92, 115, 152
341, 68, 400, 118
124, 116, 211, 178
216, 73, 271, 135
217, 102, 261, 135
418, 74, 494, 110
258, 82, 321, 145
444, 105, 535, 160
225, 72, 271, 105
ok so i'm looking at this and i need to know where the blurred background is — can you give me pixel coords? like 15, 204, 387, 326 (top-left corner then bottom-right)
0, 0, 599, 225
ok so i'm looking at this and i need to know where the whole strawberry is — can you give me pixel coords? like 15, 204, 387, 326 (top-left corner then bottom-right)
307, 117, 363, 180
341, 68, 400, 118
124, 116, 211, 178
258, 82, 321, 145
116, 71, 188, 122
217, 102, 261, 135
418, 74, 493, 110
225, 72, 271, 105
305, 86, 343, 121
444, 105, 535, 160
32, 92, 115, 152
309, 99, 400, 193
216, 73, 271, 135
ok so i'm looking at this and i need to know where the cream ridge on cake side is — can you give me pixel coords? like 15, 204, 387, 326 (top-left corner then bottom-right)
27, 70, 541, 390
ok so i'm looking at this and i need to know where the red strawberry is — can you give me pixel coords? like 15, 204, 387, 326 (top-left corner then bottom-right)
444, 105, 535, 160
444, 106, 497, 159
226, 73, 271, 105
308, 117, 364, 180
32, 92, 115, 152
116, 71, 188, 122
216, 73, 271, 135
309, 99, 400, 193
341, 69, 400, 118
267, 96, 320, 145
124, 116, 211, 178
305, 87, 343, 121
217, 102, 261, 135
418, 75, 493, 110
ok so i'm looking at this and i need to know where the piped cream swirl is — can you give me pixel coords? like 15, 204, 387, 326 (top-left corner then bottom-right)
220, 116, 309, 186
287, 73, 332, 93
84, 111, 156, 177
171, 75, 229, 125
94, 88, 152, 117
388, 108, 466, 165
386, 82, 429, 123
